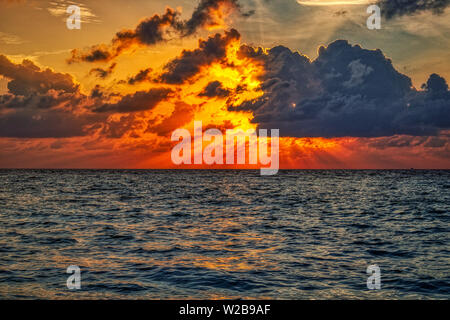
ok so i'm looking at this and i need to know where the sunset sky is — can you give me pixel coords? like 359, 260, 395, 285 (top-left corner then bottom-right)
0, 0, 449, 169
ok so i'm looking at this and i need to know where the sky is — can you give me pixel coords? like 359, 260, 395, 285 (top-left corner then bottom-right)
0, 0, 449, 169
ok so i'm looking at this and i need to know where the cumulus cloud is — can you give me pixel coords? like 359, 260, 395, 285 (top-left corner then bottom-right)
0, 55, 101, 138
67, 8, 182, 64
1, 28, 449, 145
233, 40, 450, 138
0, 54, 167, 138
0, 58, 103, 138
0, 54, 78, 95
422, 73, 449, 96
68, 0, 250, 63
377, 0, 450, 19
0, 84, 106, 138
92, 88, 173, 113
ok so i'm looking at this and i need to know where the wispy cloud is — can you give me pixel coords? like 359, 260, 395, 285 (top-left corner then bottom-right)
0, 31, 26, 45
47, 0, 101, 24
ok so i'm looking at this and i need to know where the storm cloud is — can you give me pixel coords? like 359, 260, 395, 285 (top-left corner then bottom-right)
0, 56, 120, 138
0, 54, 78, 95
233, 40, 450, 138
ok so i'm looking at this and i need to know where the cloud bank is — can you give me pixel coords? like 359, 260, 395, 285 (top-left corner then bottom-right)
233, 40, 450, 138
0, 55, 173, 138
1, 28, 449, 145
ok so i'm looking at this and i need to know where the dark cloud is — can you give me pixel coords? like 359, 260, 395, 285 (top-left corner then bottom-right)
0, 90, 82, 110
68, 1, 250, 63
0, 55, 86, 113
0, 85, 105, 138
159, 29, 240, 84
0, 108, 103, 138
377, 0, 450, 19
198, 80, 231, 98
422, 73, 449, 98
0, 54, 78, 95
0, 53, 176, 138
92, 88, 173, 113
184, 0, 249, 36
68, 47, 112, 64
126, 68, 153, 85
115, 8, 183, 46
89, 63, 117, 79
0, 89, 105, 139
68, 8, 182, 64
0, 55, 108, 138
233, 40, 450, 138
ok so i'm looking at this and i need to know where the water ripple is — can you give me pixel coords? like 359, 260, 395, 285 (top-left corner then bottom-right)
0, 169, 449, 299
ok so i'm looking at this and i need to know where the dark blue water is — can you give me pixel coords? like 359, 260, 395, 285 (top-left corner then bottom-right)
0, 170, 449, 299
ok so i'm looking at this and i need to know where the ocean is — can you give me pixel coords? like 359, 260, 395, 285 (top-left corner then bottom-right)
0, 170, 449, 299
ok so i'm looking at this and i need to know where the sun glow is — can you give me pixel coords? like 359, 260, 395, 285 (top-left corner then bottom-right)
170, 34, 265, 133
99, 31, 346, 169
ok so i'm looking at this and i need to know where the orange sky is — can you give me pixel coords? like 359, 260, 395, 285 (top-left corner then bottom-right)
0, 0, 449, 169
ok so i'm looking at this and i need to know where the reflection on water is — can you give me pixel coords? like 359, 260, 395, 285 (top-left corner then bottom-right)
0, 170, 449, 299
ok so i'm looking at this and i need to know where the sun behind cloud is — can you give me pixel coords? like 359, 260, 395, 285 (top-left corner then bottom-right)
0, 0, 449, 169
